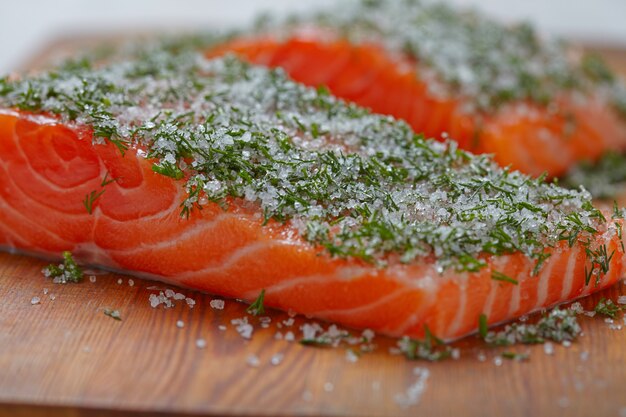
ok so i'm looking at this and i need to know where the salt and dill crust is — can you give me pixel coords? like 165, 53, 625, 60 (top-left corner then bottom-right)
0, 50, 618, 279
255, 0, 626, 117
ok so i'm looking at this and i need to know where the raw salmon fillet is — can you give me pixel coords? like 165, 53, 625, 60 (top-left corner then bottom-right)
0, 52, 624, 341
207, 0, 626, 178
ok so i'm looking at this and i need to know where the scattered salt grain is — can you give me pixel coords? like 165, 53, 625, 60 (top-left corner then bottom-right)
477, 352, 487, 362
89, 276, 96, 283
362, 329, 375, 342
284, 331, 295, 342
323, 382, 334, 392
569, 302, 584, 314
196, 338, 207, 349
43, 288, 49, 295
149, 294, 160, 308
562, 340, 572, 348
260, 317, 272, 328
543, 342, 554, 355
247, 354, 260, 368
176, 320, 184, 328
617, 295, 626, 305
117, 279, 123, 285
270, 353, 284, 366
282, 318, 295, 327
210, 299, 225, 310
49, 294, 56, 301
231, 317, 254, 339
302, 390, 313, 402
394, 368, 430, 409
185, 297, 196, 308
128, 279, 134, 287
493, 356, 503, 366
580, 351, 589, 361
218, 325, 227, 331
30, 296, 41, 305
445, 348, 459, 361
557, 397, 570, 408
345, 349, 360, 363
274, 331, 283, 340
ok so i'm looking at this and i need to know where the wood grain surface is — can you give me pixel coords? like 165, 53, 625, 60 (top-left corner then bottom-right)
1, 39, 626, 417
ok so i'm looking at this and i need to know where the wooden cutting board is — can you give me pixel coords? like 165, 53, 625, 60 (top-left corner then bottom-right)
1, 37, 626, 417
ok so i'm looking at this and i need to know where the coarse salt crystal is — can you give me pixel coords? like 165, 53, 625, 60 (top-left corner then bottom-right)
210, 299, 225, 310
617, 295, 626, 305
493, 356, 503, 366
31, 296, 41, 305
165, 289, 175, 298
218, 325, 227, 331
173, 292, 186, 300
284, 331, 295, 342
543, 342, 554, 355
345, 349, 359, 363
270, 353, 284, 366
128, 279, 134, 287
302, 390, 313, 402
196, 338, 207, 349
117, 279, 123, 285
394, 368, 429, 409
247, 354, 260, 368
185, 298, 196, 308
176, 320, 184, 328
43, 288, 49, 295
89, 276, 96, 283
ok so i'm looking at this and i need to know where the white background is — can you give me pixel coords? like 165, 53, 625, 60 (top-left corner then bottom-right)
0, 0, 625, 73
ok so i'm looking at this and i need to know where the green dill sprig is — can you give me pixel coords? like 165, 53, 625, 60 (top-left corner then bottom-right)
42, 251, 84, 284
491, 271, 518, 285
83, 190, 105, 215
246, 289, 266, 316
594, 298, 622, 319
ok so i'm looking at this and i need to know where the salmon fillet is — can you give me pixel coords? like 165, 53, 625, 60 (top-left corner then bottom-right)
0, 52, 623, 341
207, 0, 626, 178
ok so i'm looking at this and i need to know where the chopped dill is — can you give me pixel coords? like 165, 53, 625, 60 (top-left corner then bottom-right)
478, 314, 488, 339
104, 309, 122, 321
594, 298, 622, 319
83, 189, 105, 215
501, 351, 529, 361
246, 289, 266, 316
0, 50, 609, 274
482, 308, 581, 346
562, 152, 626, 200
42, 251, 84, 284
397, 326, 452, 361
491, 271, 518, 285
